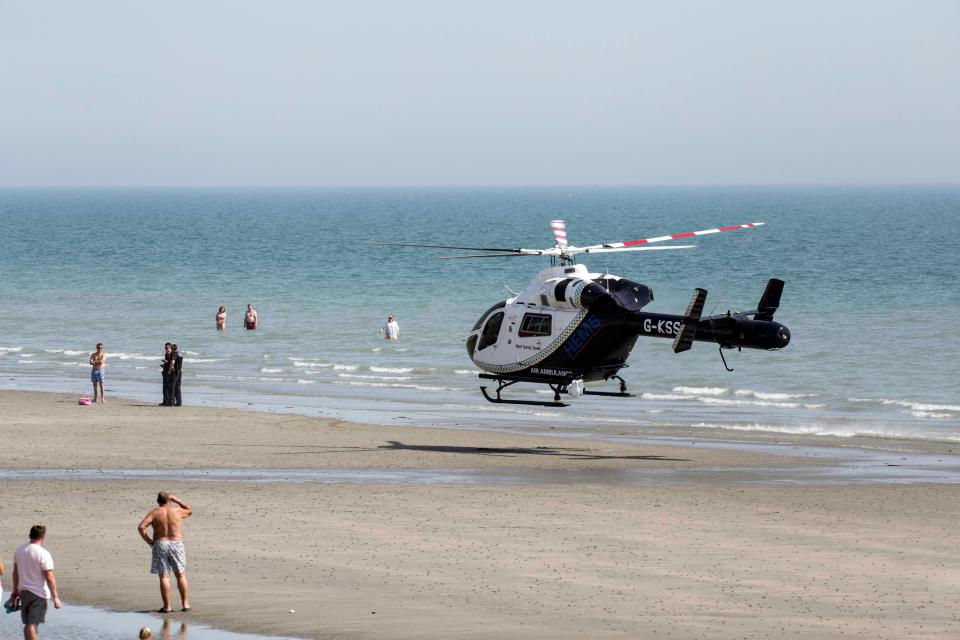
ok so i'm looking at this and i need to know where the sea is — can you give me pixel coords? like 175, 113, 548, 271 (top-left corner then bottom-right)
1, 186, 958, 445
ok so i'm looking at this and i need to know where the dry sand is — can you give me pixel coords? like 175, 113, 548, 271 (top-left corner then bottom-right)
1, 391, 958, 639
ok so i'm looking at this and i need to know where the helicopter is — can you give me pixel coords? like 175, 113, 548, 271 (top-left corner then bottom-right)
385, 220, 790, 407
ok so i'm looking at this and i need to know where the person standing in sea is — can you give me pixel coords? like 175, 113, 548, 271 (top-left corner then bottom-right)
11, 524, 62, 640
137, 492, 193, 613
215, 305, 226, 331
171, 344, 183, 407
381, 314, 400, 341
244, 304, 258, 330
89, 342, 106, 403
160, 343, 174, 406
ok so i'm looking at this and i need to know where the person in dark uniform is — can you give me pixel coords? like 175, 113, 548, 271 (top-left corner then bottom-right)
160, 343, 175, 406
171, 344, 184, 407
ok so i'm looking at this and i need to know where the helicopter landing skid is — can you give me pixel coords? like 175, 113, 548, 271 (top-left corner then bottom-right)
479, 378, 568, 407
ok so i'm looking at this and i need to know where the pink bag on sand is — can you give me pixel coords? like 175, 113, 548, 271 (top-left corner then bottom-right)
78, 397, 92, 405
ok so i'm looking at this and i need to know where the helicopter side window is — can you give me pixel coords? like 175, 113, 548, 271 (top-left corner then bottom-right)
478, 311, 504, 350
518, 313, 552, 337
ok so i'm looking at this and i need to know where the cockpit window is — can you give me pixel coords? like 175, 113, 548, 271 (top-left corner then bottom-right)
518, 313, 552, 337
471, 300, 507, 332
478, 312, 504, 350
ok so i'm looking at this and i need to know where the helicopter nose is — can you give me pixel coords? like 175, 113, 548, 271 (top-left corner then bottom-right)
776, 325, 791, 348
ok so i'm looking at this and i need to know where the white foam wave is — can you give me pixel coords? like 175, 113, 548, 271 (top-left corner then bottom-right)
112, 352, 158, 362
849, 397, 960, 413
673, 386, 728, 396
193, 374, 262, 382
699, 397, 801, 409
643, 392, 803, 409
370, 347, 382, 352
17, 359, 36, 364
0, 347, 24, 354
332, 364, 358, 371
911, 410, 952, 419
296, 379, 315, 384
692, 421, 960, 441
370, 366, 414, 374
454, 369, 480, 375
44, 349, 64, 354
260, 368, 283, 373
338, 373, 413, 381
189, 358, 222, 364
641, 393, 696, 401
290, 360, 331, 368
736, 389, 817, 400
62, 350, 87, 356
333, 380, 459, 392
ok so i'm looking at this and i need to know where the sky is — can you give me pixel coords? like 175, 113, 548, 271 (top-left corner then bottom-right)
0, 1, 957, 187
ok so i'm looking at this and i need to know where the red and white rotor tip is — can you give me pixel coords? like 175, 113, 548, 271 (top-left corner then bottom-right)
550, 219, 568, 247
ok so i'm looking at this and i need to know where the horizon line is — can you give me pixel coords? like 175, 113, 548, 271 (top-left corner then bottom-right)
1, 181, 958, 190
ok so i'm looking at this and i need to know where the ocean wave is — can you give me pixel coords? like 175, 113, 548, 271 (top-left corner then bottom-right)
0, 347, 24, 354
112, 352, 158, 362
192, 374, 263, 382
189, 358, 222, 364
735, 389, 818, 400
849, 397, 960, 413
17, 359, 36, 364
454, 369, 480, 375
289, 360, 332, 368
260, 368, 283, 373
332, 364, 358, 371
333, 380, 459, 392
370, 366, 413, 374
699, 397, 801, 409
673, 386, 728, 396
641, 393, 696, 401
911, 410, 953, 419
296, 379, 315, 384
691, 421, 960, 441
45, 348, 86, 356
338, 373, 413, 381
642, 392, 803, 409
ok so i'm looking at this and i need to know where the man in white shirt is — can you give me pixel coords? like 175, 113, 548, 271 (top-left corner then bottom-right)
381, 314, 400, 341
12, 525, 61, 640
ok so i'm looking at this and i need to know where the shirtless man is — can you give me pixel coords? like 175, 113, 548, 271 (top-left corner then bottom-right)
137, 492, 193, 612
89, 343, 106, 402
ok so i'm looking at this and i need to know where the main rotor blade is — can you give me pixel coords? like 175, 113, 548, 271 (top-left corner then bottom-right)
577, 222, 764, 251
438, 253, 538, 260
372, 242, 524, 253
580, 245, 696, 254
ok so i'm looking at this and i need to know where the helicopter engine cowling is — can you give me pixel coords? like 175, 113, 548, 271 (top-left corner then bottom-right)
546, 278, 617, 311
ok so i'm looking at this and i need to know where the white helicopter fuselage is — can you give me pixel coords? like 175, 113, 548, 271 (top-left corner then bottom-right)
467, 263, 629, 377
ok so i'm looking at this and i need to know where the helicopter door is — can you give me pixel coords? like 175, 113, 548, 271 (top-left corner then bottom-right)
477, 311, 504, 351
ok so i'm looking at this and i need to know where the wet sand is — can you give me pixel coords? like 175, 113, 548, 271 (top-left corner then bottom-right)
2, 391, 959, 639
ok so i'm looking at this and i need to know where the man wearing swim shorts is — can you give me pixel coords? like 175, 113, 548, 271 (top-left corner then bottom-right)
138, 492, 193, 612
89, 343, 106, 403
11, 524, 62, 640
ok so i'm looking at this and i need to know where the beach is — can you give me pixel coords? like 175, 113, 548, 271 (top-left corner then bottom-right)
2, 391, 959, 639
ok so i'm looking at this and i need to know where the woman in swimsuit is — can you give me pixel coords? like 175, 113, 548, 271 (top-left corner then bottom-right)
216, 305, 226, 330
